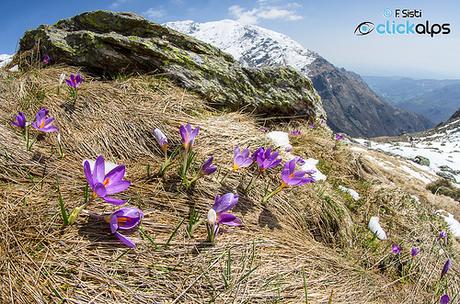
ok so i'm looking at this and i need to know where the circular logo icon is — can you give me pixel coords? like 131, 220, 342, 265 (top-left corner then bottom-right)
383, 8, 392, 18
354, 21, 375, 36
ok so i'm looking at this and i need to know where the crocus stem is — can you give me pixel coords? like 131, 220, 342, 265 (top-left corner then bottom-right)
181, 152, 189, 185
262, 184, 286, 204
206, 223, 215, 244
244, 172, 261, 193
25, 126, 30, 150
220, 170, 230, 183
186, 174, 202, 190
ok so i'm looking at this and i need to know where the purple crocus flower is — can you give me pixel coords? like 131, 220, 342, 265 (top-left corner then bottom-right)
83, 155, 131, 205
441, 259, 451, 278
309, 123, 315, 129
42, 54, 51, 65
439, 230, 448, 239
335, 133, 344, 141
440, 294, 450, 304
259, 127, 268, 133
105, 207, 143, 248
233, 146, 253, 171
207, 193, 241, 240
31, 107, 58, 133
290, 129, 301, 136
253, 147, 282, 172
65, 73, 83, 89
281, 158, 315, 187
153, 128, 168, 154
391, 244, 401, 255
11, 112, 26, 129
179, 123, 199, 152
201, 156, 217, 175
411, 247, 420, 257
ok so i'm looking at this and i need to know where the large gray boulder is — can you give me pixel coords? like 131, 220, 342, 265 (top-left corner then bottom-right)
18, 11, 325, 119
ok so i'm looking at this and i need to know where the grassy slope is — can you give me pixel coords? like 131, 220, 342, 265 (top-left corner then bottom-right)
0, 66, 458, 303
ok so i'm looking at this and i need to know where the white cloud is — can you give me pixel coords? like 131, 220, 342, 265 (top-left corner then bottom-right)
228, 2, 303, 25
143, 8, 166, 20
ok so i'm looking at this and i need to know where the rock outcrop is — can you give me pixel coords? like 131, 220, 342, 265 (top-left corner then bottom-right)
166, 20, 433, 137
17, 11, 325, 119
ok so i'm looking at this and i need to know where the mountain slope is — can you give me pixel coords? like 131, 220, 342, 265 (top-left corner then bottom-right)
364, 76, 460, 124
166, 20, 433, 137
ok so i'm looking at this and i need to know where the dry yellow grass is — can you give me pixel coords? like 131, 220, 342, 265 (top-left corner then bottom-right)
0, 66, 458, 303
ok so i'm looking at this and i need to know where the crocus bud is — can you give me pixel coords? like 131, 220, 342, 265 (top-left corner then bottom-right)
207, 208, 217, 226
153, 128, 168, 153
59, 73, 66, 86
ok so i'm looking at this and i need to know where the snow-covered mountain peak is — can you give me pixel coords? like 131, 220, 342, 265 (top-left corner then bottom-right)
165, 20, 317, 73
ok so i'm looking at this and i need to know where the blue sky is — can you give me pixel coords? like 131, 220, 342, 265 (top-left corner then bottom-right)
1, 0, 459, 78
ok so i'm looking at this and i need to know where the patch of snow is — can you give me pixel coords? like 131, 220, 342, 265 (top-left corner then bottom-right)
8, 64, 18, 72
0, 54, 13, 68
436, 210, 460, 238
300, 158, 327, 181
368, 216, 387, 240
355, 133, 460, 186
338, 185, 360, 201
266, 131, 291, 150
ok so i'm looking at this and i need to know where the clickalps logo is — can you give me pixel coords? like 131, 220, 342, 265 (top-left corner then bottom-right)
354, 9, 451, 37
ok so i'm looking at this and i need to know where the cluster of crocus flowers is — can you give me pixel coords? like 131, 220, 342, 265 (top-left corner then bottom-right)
83, 155, 131, 205
11, 107, 58, 150
207, 193, 241, 243
262, 158, 316, 203
81, 155, 144, 248
233, 146, 253, 171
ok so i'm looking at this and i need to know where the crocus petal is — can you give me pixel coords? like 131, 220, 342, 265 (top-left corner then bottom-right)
40, 125, 59, 133
218, 213, 242, 226
105, 180, 131, 195
105, 165, 126, 183
94, 183, 107, 198
110, 214, 119, 233
213, 193, 238, 213
83, 160, 94, 188
114, 231, 136, 248
103, 196, 127, 206
440, 294, 450, 304
93, 155, 105, 183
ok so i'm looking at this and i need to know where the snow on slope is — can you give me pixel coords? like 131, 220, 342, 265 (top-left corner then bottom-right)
355, 118, 460, 185
165, 20, 317, 74
0, 54, 13, 68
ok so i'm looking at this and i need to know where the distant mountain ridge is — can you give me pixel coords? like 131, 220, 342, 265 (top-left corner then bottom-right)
364, 76, 460, 124
166, 20, 433, 137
